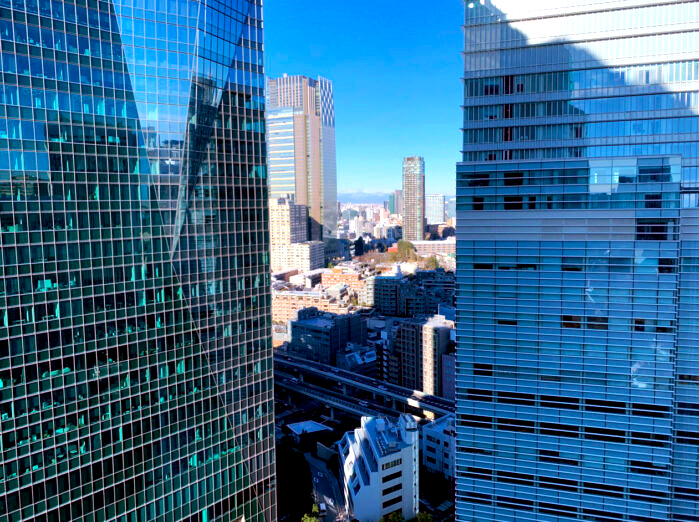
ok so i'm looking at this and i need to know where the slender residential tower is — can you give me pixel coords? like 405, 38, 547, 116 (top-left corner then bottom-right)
456, 1, 698, 521
266, 75, 337, 240
0, 1, 275, 520
402, 157, 425, 241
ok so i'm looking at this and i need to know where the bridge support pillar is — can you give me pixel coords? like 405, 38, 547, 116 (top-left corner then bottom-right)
329, 407, 335, 420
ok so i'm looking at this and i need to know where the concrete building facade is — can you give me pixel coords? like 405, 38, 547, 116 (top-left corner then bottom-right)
269, 197, 324, 272
289, 308, 367, 365
361, 276, 440, 317
392, 315, 454, 396
321, 266, 367, 293
270, 197, 308, 245
422, 415, 456, 481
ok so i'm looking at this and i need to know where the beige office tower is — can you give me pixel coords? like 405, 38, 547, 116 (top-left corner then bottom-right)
269, 197, 308, 245
267, 75, 337, 240
402, 156, 425, 241
269, 197, 324, 272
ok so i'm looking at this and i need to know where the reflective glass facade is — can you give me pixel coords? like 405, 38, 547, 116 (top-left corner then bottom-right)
456, 1, 698, 521
0, 0, 275, 520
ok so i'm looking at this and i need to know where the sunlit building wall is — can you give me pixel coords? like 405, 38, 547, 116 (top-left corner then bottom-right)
456, 1, 699, 521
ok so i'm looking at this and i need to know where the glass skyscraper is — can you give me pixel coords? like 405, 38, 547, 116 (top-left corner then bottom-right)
456, 1, 698, 521
266, 74, 337, 241
0, 0, 275, 520
426, 194, 446, 225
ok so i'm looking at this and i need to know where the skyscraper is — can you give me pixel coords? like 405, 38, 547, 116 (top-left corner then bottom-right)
389, 189, 404, 216
456, 2, 698, 521
426, 194, 446, 225
267, 75, 337, 240
395, 190, 404, 217
402, 157, 425, 241
0, 1, 275, 520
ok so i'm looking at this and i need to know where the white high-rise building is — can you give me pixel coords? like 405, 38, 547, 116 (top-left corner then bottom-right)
338, 415, 419, 522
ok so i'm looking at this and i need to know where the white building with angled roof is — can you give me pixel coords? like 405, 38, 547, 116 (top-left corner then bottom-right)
338, 414, 419, 522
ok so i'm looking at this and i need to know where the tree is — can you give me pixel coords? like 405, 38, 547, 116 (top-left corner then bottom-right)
354, 236, 365, 256
396, 240, 416, 262
416, 513, 434, 522
301, 514, 319, 522
379, 513, 405, 522
424, 255, 439, 270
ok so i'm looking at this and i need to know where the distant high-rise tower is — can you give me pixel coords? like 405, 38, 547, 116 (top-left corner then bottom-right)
0, 1, 275, 520
426, 194, 446, 225
267, 75, 337, 240
388, 193, 397, 214
394, 189, 404, 216
402, 157, 425, 241
456, 1, 699, 521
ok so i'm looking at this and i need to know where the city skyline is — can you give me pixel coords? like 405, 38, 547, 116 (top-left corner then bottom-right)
264, 1, 463, 195
0, 1, 697, 521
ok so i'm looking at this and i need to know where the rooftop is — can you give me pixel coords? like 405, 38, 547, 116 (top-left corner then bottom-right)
361, 416, 412, 458
287, 420, 333, 436
294, 317, 336, 329
422, 414, 455, 436
412, 237, 456, 246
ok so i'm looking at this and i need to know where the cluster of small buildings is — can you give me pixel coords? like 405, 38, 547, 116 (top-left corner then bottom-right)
272, 256, 458, 521
271, 261, 378, 324
338, 204, 402, 241
276, 263, 457, 400
271, 286, 355, 324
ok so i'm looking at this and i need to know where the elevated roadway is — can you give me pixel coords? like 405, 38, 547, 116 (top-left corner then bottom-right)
275, 354, 454, 419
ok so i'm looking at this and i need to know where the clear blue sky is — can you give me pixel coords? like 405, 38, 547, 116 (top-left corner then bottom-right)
264, 1, 464, 196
